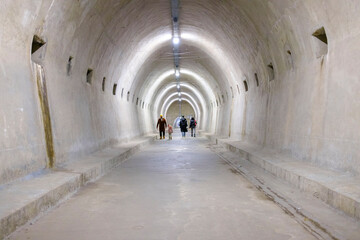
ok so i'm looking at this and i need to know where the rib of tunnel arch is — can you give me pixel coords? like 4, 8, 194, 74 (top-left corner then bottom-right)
157, 90, 204, 124
164, 98, 198, 126
134, 67, 217, 108
164, 98, 197, 120
121, 34, 250, 109
5, 0, 359, 185
160, 92, 201, 120
153, 83, 208, 121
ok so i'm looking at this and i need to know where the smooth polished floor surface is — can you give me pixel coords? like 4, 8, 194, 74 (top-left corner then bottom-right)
9, 132, 316, 240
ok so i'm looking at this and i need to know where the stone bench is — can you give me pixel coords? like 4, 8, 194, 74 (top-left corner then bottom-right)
209, 136, 360, 220
0, 136, 155, 239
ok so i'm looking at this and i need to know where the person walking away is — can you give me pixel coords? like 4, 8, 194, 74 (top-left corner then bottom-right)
179, 116, 188, 138
156, 115, 167, 139
189, 117, 197, 137
168, 124, 173, 140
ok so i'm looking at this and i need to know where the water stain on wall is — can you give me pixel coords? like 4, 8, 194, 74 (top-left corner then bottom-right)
35, 64, 55, 168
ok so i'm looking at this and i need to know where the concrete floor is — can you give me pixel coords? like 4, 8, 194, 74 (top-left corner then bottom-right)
9, 133, 316, 240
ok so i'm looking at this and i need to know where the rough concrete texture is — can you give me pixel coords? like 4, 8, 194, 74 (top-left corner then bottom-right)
1, 0, 360, 238
0, 136, 154, 239
8, 136, 321, 240
211, 141, 360, 240
1, 0, 360, 182
166, 101, 195, 127
216, 137, 360, 220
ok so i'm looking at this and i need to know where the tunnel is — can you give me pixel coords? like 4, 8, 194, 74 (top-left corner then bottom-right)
1, 0, 360, 239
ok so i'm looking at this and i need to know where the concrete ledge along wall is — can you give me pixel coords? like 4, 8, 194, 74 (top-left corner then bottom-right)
1, 0, 360, 185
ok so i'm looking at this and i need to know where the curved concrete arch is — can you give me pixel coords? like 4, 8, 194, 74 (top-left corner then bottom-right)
164, 98, 198, 126
161, 95, 200, 123
180, 31, 241, 90
143, 68, 217, 104
114, 32, 172, 88
2, 0, 360, 203
160, 92, 201, 121
132, 45, 232, 99
153, 83, 208, 120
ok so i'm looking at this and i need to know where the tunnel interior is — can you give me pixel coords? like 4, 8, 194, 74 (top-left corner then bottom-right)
2, 1, 360, 238
1, 0, 360, 209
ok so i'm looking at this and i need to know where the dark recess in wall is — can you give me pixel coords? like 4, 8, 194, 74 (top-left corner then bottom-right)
31, 35, 46, 64
243, 80, 248, 92
267, 63, 274, 81
31, 35, 45, 54
312, 27, 328, 44
86, 69, 93, 84
312, 27, 328, 57
67, 56, 73, 76
102, 77, 106, 91
113, 83, 117, 95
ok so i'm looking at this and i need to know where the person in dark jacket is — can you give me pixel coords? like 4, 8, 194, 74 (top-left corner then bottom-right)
156, 115, 167, 140
179, 116, 188, 137
189, 117, 197, 137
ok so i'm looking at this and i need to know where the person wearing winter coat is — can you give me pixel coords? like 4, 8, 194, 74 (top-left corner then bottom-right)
189, 117, 197, 137
179, 116, 188, 137
156, 115, 167, 139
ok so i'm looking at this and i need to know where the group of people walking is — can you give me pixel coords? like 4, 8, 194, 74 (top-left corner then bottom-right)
179, 116, 197, 138
156, 115, 197, 140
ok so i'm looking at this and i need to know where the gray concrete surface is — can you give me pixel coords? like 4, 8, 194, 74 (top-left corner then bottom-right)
0, 136, 154, 239
1, 1, 360, 238
2, 0, 360, 185
215, 137, 360, 220
8, 135, 317, 240
211, 141, 360, 240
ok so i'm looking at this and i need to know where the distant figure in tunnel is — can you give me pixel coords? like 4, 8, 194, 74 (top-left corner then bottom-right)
168, 124, 173, 140
156, 115, 167, 140
190, 117, 197, 137
179, 116, 188, 138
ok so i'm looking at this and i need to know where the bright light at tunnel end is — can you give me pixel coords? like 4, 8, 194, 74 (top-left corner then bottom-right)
172, 37, 180, 45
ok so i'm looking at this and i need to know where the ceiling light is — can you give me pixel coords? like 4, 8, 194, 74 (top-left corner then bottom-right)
175, 70, 180, 77
172, 37, 180, 45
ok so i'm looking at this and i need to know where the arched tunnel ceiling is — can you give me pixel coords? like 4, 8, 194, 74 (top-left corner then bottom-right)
131, 43, 228, 104
76, 0, 263, 108
26, 0, 268, 112
4, 0, 337, 101
2, 0, 360, 185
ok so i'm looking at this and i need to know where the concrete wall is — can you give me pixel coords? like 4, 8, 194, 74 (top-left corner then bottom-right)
0, 0, 162, 184
166, 101, 195, 128
1, 0, 360, 184
228, 0, 360, 174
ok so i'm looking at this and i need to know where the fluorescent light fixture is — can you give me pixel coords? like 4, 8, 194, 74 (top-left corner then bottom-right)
172, 37, 180, 45
179, 98, 182, 102
177, 84, 180, 89
175, 70, 180, 77
178, 92, 181, 96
